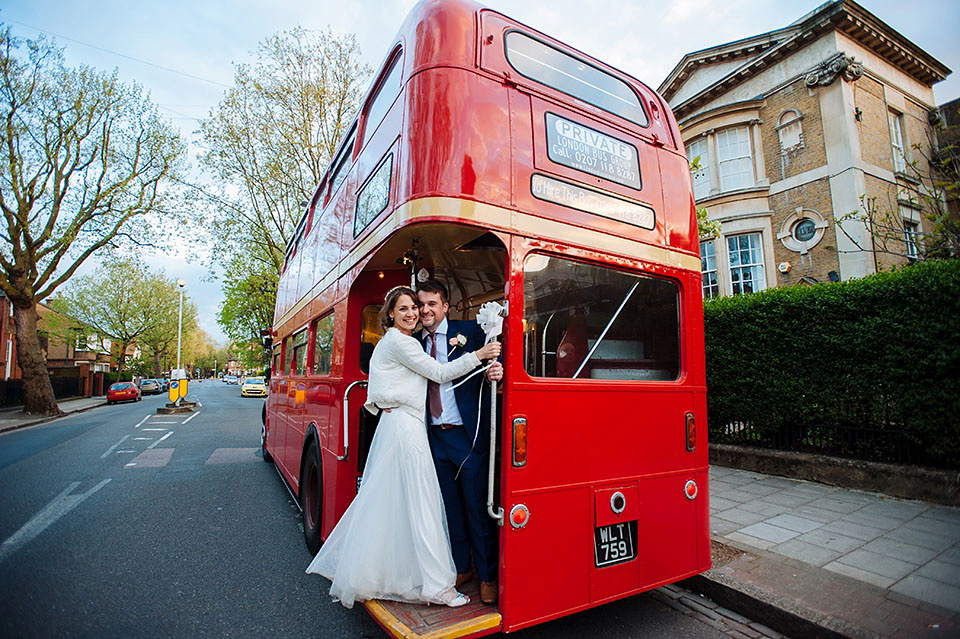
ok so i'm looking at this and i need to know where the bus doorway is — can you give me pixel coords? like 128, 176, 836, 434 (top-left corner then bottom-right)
337, 224, 509, 636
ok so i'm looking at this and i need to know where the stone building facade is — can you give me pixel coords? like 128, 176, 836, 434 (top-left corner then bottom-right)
658, 0, 950, 298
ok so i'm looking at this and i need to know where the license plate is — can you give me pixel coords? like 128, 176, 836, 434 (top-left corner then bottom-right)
594, 521, 637, 567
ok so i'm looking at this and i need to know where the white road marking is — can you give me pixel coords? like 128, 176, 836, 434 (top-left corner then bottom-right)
0, 479, 111, 564
150, 421, 178, 424
141, 428, 167, 431
134, 415, 151, 429
181, 411, 201, 424
115, 449, 136, 454
132, 437, 152, 441
101, 435, 131, 458
147, 431, 173, 449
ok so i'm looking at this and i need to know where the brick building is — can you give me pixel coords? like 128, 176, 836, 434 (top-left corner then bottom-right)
658, 0, 951, 298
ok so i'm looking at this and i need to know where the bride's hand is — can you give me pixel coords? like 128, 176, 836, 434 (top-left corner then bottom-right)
475, 341, 501, 360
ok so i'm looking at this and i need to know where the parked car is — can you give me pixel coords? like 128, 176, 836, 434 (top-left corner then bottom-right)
241, 377, 267, 398
107, 382, 141, 405
224, 375, 238, 385
139, 379, 161, 395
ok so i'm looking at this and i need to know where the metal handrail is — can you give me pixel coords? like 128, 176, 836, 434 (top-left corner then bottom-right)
340, 380, 367, 461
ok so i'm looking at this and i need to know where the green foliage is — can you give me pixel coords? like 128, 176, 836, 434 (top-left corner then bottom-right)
56, 256, 198, 372
704, 259, 960, 468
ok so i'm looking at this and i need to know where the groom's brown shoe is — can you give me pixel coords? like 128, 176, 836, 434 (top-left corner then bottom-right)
480, 580, 497, 604
455, 570, 474, 588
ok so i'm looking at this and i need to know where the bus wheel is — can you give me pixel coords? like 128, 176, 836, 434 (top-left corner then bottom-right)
301, 441, 323, 554
260, 424, 273, 463
260, 403, 273, 463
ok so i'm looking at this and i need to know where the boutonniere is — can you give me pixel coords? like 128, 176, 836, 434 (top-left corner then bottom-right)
449, 333, 467, 351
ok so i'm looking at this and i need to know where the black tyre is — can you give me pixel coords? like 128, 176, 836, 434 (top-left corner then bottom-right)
301, 440, 323, 554
261, 424, 273, 464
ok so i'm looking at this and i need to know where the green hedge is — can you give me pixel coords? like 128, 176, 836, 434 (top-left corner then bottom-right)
704, 259, 960, 468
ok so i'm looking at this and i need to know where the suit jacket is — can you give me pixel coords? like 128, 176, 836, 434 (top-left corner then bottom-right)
421, 318, 492, 452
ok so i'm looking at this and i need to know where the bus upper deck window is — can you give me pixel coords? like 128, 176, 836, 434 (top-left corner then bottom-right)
504, 31, 648, 128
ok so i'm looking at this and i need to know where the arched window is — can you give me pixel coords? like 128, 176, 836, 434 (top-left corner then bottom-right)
776, 110, 803, 150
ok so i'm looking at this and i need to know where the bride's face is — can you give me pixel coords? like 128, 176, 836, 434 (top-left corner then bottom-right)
390, 294, 420, 335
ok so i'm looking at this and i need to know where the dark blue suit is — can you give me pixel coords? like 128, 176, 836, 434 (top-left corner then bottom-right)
422, 319, 497, 583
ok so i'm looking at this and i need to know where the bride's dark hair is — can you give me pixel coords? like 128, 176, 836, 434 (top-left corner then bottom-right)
379, 286, 419, 330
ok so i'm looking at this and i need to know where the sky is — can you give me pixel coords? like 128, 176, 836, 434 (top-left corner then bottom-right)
1, 0, 958, 344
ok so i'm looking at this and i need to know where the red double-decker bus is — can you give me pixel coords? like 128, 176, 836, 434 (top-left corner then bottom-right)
263, 0, 709, 635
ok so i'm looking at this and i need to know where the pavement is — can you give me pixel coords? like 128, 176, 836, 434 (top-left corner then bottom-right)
2, 400, 957, 638
686, 465, 960, 639
0, 396, 106, 434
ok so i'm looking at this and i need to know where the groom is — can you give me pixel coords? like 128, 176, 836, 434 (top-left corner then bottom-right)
417, 279, 502, 605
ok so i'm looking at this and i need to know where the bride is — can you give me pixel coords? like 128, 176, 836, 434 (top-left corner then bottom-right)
306, 286, 501, 608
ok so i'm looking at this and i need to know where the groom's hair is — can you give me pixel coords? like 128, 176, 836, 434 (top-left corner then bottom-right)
417, 279, 448, 303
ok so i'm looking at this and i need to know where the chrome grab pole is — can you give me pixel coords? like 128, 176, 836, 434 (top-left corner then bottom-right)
340, 380, 367, 461
487, 378, 503, 524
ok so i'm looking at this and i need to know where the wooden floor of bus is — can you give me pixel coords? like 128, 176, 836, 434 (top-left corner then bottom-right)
363, 577, 501, 639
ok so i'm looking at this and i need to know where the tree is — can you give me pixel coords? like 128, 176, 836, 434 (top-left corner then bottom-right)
835, 118, 960, 263
53, 258, 197, 373
197, 27, 370, 341
0, 27, 186, 414
136, 271, 198, 376
216, 252, 275, 369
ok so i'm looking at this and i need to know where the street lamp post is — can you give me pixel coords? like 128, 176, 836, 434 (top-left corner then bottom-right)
176, 279, 185, 370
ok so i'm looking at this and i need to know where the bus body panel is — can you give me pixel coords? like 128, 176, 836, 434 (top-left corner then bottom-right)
264, 1, 709, 635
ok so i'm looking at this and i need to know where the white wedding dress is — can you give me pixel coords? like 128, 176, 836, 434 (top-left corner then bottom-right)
306, 328, 481, 608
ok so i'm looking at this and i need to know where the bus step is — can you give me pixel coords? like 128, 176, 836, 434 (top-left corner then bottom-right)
363, 581, 501, 639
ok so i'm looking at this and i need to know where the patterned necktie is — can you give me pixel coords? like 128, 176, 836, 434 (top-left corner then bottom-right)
427, 332, 442, 418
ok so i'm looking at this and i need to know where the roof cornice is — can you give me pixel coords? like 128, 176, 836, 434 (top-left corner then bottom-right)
659, 0, 950, 119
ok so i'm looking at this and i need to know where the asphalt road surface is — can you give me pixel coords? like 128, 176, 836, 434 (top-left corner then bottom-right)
0, 382, 735, 638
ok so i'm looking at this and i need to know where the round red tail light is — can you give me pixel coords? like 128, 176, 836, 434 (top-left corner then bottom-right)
509, 504, 529, 529
684, 480, 698, 500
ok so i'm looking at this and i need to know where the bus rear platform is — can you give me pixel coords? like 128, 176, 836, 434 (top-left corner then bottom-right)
363, 578, 501, 639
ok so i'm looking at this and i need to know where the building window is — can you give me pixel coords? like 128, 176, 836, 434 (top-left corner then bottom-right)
903, 220, 920, 260
687, 137, 710, 200
716, 126, 754, 191
889, 111, 906, 173
700, 240, 719, 299
728, 233, 766, 295
777, 110, 803, 150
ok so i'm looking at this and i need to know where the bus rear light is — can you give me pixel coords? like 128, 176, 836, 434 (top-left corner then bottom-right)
684, 480, 698, 500
509, 504, 529, 528
512, 417, 527, 467
685, 412, 696, 452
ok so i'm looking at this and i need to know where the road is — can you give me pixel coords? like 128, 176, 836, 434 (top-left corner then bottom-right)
0, 382, 749, 638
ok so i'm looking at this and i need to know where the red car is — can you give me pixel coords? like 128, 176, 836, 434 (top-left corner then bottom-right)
106, 382, 141, 405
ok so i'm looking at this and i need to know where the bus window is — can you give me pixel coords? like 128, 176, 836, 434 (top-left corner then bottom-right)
292, 329, 309, 375
329, 124, 358, 198
283, 335, 294, 374
272, 344, 282, 374
355, 154, 393, 237
312, 314, 334, 375
361, 52, 402, 148
523, 254, 679, 380
504, 31, 648, 127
